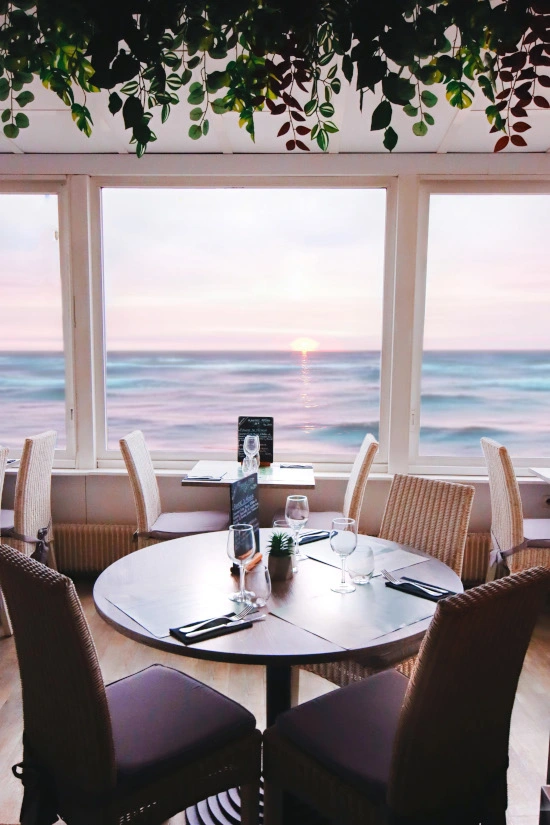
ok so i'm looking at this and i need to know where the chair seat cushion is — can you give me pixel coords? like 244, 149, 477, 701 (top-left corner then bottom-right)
107, 664, 256, 786
149, 510, 230, 539
0, 509, 14, 531
272, 510, 344, 531
524, 518, 550, 543
275, 669, 408, 802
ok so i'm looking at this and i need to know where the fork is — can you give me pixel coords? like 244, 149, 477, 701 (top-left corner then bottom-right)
381, 569, 445, 596
182, 604, 257, 634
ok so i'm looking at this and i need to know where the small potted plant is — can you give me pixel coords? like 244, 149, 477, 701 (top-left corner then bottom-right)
267, 531, 294, 581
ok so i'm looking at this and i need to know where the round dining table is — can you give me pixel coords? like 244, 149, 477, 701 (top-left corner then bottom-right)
93, 528, 462, 825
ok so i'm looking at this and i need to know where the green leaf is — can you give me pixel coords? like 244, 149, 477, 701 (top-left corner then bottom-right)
14, 111, 29, 128
1, 109, 9, 122
327, 65, 337, 80
371, 99, 392, 131
304, 99, 318, 116
403, 104, 418, 117
319, 52, 334, 67
331, 78, 341, 94
424, 112, 435, 126
420, 90, 437, 108
324, 120, 339, 133
211, 97, 228, 114
202, 119, 209, 135
319, 102, 334, 117
187, 56, 201, 70
166, 73, 182, 90
108, 92, 123, 114
189, 107, 203, 121
188, 87, 205, 105
342, 54, 354, 83
181, 69, 192, 86
161, 104, 170, 123
382, 74, 415, 105
3, 123, 19, 138
413, 120, 428, 136
383, 126, 398, 151
0, 78, 9, 101
316, 128, 329, 151
15, 90, 34, 107
120, 81, 139, 95
188, 124, 202, 140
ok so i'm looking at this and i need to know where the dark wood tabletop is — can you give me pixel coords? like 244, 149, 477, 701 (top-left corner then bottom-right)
93, 529, 462, 669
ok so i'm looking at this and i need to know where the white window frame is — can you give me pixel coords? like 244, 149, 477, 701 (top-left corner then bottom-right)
0, 178, 76, 467
90, 175, 396, 471
408, 177, 550, 476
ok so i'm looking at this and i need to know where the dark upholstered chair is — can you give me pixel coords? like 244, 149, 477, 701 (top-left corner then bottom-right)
0, 544, 261, 825
481, 437, 550, 578
264, 567, 550, 825
120, 429, 230, 549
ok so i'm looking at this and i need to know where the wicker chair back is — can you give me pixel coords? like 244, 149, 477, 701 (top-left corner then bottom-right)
343, 434, 378, 523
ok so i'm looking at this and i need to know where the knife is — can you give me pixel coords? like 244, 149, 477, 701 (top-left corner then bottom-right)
185, 614, 266, 638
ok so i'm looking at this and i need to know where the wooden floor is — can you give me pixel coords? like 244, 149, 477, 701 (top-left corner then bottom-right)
0, 582, 548, 824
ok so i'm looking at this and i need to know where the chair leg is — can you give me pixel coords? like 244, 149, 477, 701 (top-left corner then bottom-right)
240, 779, 261, 825
0, 586, 13, 637
263, 779, 283, 825
290, 666, 300, 707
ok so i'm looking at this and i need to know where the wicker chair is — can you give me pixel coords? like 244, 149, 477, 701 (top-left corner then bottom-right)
300, 474, 474, 689
0, 543, 261, 825
264, 567, 550, 825
481, 437, 550, 578
0, 444, 9, 636
120, 430, 230, 550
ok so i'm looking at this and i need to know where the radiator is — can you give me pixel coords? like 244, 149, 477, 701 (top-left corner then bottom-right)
54, 521, 493, 585
462, 531, 491, 587
54, 522, 135, 574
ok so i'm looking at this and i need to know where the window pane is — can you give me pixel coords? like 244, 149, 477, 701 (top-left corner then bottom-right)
420, 193, 550, 457
102, 188, 386, 459
0, 194, 66, 451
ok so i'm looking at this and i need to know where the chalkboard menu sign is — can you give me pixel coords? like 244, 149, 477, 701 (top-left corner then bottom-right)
238, 416, 274, 465
230, 472, 260, 554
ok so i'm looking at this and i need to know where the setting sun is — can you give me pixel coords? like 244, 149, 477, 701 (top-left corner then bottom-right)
290, 337, 320, 354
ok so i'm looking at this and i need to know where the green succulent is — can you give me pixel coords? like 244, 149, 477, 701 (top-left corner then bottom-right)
267, 531, 294, 558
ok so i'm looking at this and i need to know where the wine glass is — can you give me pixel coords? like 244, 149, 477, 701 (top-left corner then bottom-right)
246, 558, 271, 608
347, 541, 375, 584
330, 517, 357, 594
243, 434, 260, 472
285, 494, 309, 562
227, 524, 255, 603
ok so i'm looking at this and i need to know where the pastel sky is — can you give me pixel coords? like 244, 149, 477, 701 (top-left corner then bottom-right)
0, 188, 549, 351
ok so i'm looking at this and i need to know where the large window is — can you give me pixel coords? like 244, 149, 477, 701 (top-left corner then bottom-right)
0, 191, 69, 452
418, 191, 550, 460
101, 187, 386, 460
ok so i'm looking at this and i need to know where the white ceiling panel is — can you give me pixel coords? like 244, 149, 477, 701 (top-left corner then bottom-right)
443, 109, 550, 153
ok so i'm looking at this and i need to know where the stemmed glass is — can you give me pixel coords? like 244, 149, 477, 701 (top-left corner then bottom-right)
227, 524, 255, 603
285, 494, 309, 563
242, 434, 260, 473
330, 517, 358, 594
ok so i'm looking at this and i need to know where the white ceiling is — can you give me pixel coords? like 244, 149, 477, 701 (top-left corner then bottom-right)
2, 75, 550, 155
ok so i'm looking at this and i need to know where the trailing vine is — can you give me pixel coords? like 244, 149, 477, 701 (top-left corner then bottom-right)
0, 1, 548, 155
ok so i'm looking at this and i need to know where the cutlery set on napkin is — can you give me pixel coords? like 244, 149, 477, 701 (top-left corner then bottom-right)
170, 605, 265, 645
381, 569, 456, 602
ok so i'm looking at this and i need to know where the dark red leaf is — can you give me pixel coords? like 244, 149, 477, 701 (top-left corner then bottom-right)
296, 125, 311, 135
279, 74, 293, 90
496, 89, 510, 99
518, 67, 536, 80
251, 96, 265, 107
490, 124, 499, 133
532, 0, 550, 12
501, 51, 527, 70
277, 121, 291, 136
295, 79, 309, 93
270, 103, 286, 115
511, 134, 528, 146
282, 92, 302, 110
494, 135, 510, 152
512, 121, 532, 132
510, 104, 528, 116
514, 82, 533, 99
265, 98, 276, 113
290, 110, 305, 121
496, 99, 509, 111
499, 70, 514, 82
531, 52, 550, 66
534, 94, 550, 106
539, 74, 550, 86
286, 139, 296, 150
524, 31, 539, 45
296, 140, 310, 151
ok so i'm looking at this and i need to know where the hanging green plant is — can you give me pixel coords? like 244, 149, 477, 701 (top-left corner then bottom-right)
0, 1, 548, 155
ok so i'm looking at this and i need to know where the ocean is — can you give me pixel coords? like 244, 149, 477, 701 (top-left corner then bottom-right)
0, 350, 549, 458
